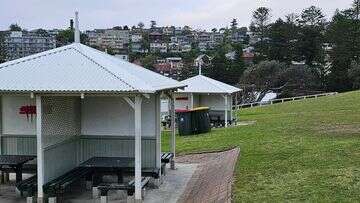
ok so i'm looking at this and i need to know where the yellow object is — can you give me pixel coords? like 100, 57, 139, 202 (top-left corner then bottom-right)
192, 107, 210, 111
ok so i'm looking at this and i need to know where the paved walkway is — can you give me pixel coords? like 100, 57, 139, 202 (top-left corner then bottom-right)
176, 148, 240, 203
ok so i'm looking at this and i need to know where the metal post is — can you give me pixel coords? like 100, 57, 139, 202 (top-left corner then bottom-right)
170, 94, 176, 169
134, 96, 143, 201
36, 96, 44, 202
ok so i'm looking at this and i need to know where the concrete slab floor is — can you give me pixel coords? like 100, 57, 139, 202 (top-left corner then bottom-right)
0, 164, 197, 203
0, 174, 33, 203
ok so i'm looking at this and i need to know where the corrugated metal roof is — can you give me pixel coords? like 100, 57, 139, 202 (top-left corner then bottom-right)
179, 75, 241, 94
0, 43, 184, 93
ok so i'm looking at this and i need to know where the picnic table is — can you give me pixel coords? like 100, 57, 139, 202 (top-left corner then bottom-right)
0, 155, 36, 183
80, 157, 135, 185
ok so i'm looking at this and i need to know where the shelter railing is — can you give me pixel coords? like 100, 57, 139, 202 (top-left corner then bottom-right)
235, 92, 338, 110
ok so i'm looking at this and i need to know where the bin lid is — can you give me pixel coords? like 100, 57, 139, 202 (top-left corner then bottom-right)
192, 107, 210, 111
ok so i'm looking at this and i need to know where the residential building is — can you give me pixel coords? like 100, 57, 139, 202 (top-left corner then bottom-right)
168, 42, 181, 53
149, 31, 163, 42
86, 29, 130, 54
154, 57, 183, 79
3, 31, 56, 61
150, 42, 167, 53
131, 33, 143, 43
47, 29, 63, 36
115, 54, 129, 61
181, 44, 192, 52
211, 32, 224, 43
162, 26, 175, 36
130, 33, 147, 53
198, 32, 211, 43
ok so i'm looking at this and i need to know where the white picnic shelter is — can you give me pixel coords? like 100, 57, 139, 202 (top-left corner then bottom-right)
0, 16, 182, 201
175, 75, 241, 127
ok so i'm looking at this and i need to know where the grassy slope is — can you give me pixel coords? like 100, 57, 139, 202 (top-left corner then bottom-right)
162, 91, 360, 202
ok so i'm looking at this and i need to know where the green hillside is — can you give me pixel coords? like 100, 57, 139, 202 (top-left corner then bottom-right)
162, 91, 360, 202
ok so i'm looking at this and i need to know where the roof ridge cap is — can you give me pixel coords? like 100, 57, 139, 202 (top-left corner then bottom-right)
72, 45, 137, 91
102, 52, 156, 90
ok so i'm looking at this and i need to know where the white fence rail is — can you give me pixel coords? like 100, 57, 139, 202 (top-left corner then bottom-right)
235, 92, 338, 110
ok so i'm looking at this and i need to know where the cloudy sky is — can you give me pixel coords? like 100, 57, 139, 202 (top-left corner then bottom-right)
0, 0, 354, 31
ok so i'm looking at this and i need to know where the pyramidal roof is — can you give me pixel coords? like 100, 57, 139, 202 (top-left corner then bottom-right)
0, 43, 184, 94
179, 75, 241, 94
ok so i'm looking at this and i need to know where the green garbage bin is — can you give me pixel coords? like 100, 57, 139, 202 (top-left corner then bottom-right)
192, 107, 211, 134
176, 109, 193, 136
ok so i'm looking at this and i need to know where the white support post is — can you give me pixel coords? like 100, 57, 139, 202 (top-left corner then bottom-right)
155, 94, 161, 171
36, 96, 44, 202
189, 93, 194, 109
0, 96, 2, 156
230, 94, 233, 124
170, 94, 176, 170
134, 96, 143, 201
224, 95, 228, 128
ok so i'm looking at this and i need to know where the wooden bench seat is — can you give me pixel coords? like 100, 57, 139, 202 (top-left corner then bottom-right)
97, 177, 150, 196
43, 167, 93, 196
15, 175, 37, 197
161, 152, 174, 164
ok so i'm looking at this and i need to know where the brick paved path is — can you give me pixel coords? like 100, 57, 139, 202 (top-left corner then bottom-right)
176, 148, 240, 203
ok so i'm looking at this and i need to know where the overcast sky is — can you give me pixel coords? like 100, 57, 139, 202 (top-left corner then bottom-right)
0, 0, 354, 31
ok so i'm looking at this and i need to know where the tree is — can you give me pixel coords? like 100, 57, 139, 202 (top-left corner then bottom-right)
299, 6, 326, 26
354, 0, 360, 19
0, 32, 6, 63
278, 64, 322, 97
240, 60, 285, 91
295, 6, 327, 87
35, 29, 49, 36
229, 43, 246, 84
211, 28, 217, 33
231, 18, 238, 31
326, 2, 360, 91
140, 54, 156, 71
150, 20, 157, 29
203, 45, 230, 83
9, 24, 22, 31
182, 26, 192, 35
348, 61, 360, 89
113, 26, 122, 30
251, 7, 271, 60
138, 22, 145, 29
267, 18, 298, 64
56, 29, 88, 47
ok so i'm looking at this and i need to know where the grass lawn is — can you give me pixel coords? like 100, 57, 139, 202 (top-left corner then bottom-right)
162, 91, 360, 202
